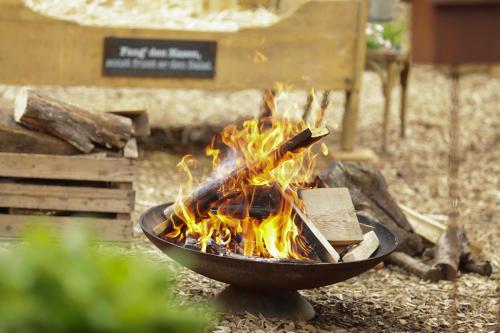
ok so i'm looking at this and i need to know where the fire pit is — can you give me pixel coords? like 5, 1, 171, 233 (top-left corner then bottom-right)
141, 95, 398, 319
140, 203, 397, 320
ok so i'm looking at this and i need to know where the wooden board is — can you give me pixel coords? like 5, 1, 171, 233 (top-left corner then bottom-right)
399, 204, 446, 244
342, 230, 379, 262
293, 205, 340, 263
0, 0, 365, 91
0, 214, 133, 241
0, 152, 137, 182
300, 187, 363, 245
123, 138, 139, 159
0, 183, 134, 213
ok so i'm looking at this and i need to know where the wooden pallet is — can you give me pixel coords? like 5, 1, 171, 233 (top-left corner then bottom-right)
0, 137, 138, 241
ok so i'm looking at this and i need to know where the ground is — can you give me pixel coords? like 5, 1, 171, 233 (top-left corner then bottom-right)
0, 65, 498, 332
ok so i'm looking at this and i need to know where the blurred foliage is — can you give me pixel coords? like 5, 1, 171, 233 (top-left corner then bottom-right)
366, 21, 406, 50
0, 227, 212, 333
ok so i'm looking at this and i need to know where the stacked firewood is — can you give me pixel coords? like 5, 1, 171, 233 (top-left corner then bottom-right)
319, 161, 492, 281
2, 88, 135, 155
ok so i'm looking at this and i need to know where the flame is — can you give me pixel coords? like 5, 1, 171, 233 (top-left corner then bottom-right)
165, 89, 325, 260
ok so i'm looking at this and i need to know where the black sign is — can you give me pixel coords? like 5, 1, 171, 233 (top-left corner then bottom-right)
103, 37, 216, 78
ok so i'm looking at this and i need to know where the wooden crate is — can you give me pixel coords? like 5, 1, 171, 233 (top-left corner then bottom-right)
0, 139, 138, 241
0, 0, 369, 152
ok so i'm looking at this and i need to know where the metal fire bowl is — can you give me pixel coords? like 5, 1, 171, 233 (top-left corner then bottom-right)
140, 203, 398, 291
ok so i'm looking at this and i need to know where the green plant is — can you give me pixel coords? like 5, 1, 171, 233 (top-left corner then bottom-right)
0, 227, 211, 333
366, 21, 406, 50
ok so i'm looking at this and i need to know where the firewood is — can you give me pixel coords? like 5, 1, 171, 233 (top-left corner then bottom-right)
0, 108, 79, 155
210, 204, 270, 219
342, 231, 379, 262
359, 223, 375, 232
107, 110, 150, 137
183, 236, 201, 251
290, 200, 340, 263
399, 204, 446, 244
385, 252, 441, 281
433, 225, 461, 281
123, 138, 138, 159
458, 227, 492, 276
209, 183, 281, 219
14, 88, 134, 153
299, 188, 363, 245
226, 252, 312, 263
153, 126, 330, 235
460, 261, 492, 276
320, 161, 424, 256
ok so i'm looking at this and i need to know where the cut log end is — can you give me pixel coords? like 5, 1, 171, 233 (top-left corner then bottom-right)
310, 126, 329, 138
14, 87, 28, 122
342, 230, 379, 262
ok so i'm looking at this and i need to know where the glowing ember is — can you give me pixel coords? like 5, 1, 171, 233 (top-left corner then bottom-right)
161, 89, 330, 260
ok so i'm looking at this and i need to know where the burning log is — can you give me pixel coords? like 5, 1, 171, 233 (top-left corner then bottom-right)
14, 88, 134, 153
209, 183, 282, 219
342, 231, 379, 262
153, 126, 330, 235
184, 235, 201, 251
299, 188, 363, 246
385, 252, 441, 281
226, 252, 311, 264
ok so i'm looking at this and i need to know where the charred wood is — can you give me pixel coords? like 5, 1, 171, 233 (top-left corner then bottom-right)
154, 127, 330, 235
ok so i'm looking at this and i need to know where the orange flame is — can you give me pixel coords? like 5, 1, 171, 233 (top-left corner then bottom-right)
165, 90, 324, 260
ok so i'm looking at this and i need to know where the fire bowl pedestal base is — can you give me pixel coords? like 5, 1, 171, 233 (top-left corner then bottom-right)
214, 286, 316, 321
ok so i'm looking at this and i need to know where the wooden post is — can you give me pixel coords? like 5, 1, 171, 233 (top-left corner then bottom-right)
399, 59, 410, 137
382, 62, 397, 151
341, 90, 360, 151
340, 0, 367, 151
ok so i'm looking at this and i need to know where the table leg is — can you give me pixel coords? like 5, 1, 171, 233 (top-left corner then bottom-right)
400, 59, 411, 138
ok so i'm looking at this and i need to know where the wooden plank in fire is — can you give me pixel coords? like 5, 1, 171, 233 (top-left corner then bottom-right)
342, 230, 379, 262
291, 202, 340, 263
299, 187, 363, 246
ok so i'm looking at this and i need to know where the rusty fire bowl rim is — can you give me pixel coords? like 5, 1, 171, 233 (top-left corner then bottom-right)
140, 203, 398, 290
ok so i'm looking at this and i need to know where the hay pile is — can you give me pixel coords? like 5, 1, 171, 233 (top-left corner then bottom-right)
24, 0, 279, 31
